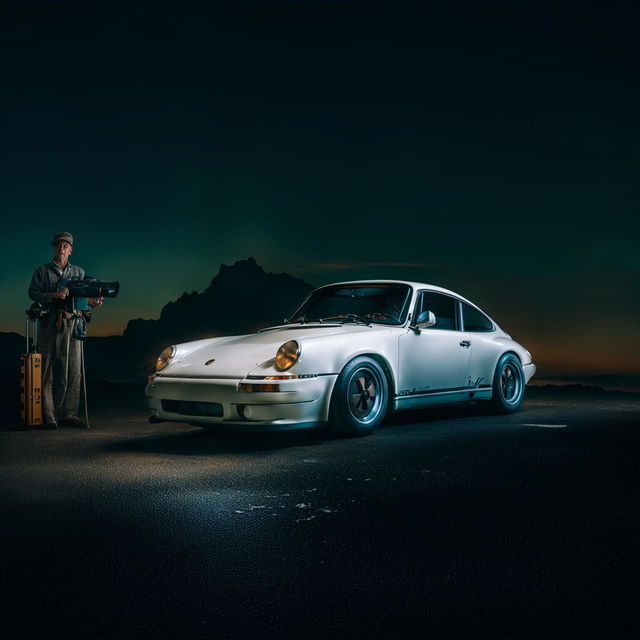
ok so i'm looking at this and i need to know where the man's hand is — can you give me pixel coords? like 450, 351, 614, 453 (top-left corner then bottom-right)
88, 296, 104, 308
53, 288, 70, 300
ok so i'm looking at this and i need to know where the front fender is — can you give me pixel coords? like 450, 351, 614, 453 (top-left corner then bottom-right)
247, 328, 401, 383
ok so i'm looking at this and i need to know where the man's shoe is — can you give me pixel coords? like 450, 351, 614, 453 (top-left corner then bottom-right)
62, 416, 88, 428
43, 421, 58, 430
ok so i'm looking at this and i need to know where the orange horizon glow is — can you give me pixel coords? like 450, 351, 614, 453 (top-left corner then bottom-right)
79, 329, 638, 379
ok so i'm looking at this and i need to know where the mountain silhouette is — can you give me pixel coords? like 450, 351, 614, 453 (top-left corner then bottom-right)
1, 258, 314, 386
123, 257, 312, 347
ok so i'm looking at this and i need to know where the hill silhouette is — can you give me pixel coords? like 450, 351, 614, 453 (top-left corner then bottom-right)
123, 257, 312, 347
1, 258, 313, 384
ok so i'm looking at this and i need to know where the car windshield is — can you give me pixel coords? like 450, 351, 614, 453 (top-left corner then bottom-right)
288, 283, 412, 325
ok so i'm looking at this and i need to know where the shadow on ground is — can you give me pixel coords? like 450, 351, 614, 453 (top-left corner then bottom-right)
106, 425, 328, 455
105, 401, 500, 456
0, 379, 147, 431
384, 401, 493, 427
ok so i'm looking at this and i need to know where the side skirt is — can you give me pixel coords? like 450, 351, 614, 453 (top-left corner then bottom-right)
394, 387, 492, 411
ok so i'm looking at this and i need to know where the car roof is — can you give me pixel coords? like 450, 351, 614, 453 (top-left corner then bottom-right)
319, 279, 474, 304
311, 279, 504, 333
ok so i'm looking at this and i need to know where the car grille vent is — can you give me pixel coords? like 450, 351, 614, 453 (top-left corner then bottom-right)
161, 399, 223, 417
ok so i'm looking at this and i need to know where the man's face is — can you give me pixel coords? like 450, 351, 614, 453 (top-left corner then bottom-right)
53, 241, 72, 264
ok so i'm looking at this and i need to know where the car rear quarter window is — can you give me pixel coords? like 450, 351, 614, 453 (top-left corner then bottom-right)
461, 302, 494, 332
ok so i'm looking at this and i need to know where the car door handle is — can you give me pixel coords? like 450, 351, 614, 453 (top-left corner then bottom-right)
459, 340, 471, 348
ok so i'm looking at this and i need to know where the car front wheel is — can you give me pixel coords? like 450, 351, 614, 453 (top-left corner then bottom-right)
485, 353, 525, 413
329, 356, 388, 436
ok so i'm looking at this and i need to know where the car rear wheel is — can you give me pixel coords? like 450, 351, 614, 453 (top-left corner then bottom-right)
485, 353, 525, 413
329, 357, 388, 436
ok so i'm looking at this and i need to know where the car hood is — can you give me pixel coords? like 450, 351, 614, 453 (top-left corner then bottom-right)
157, 324, 390, 378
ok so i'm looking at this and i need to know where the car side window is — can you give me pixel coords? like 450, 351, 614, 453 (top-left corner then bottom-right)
418, 292, 459, 330
461, 302, 494, 332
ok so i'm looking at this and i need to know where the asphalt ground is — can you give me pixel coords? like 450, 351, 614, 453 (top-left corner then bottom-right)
1, 386, 638, 639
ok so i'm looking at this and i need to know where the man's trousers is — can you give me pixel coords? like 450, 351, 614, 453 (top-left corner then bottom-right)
38, 313, 82, 423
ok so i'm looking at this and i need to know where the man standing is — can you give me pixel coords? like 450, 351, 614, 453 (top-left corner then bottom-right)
28, 232, 103, 429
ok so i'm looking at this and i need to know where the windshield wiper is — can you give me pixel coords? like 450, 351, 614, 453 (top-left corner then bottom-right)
318, 314, 371, 326
363, 312, 400, 324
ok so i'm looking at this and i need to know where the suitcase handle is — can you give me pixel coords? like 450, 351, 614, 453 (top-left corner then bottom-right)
24, 314, 41, 353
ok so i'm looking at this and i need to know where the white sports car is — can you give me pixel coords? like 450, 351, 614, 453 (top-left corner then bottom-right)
146, 281, 536, 435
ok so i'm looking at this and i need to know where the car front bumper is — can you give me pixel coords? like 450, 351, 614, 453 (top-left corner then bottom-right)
523, 363, 536, 384
146, 374, 336, 429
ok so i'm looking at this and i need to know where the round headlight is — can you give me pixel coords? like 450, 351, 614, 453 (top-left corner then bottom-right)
275, 340, 300, 371
156, 345, 176, 371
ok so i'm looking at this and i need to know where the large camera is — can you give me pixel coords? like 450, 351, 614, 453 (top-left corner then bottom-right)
58, 277, 120, 299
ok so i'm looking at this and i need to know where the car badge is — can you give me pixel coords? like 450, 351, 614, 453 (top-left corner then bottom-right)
204, 359, 215, 365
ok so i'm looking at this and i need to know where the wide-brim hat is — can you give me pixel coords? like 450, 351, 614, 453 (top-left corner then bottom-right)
51, 232, 74, 246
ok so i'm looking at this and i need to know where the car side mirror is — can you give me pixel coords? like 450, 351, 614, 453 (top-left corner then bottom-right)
411, 310, 436, 330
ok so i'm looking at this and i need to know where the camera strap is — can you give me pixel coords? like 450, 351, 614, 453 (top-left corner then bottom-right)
54, 310, 86, 340
75, 314, 87, 341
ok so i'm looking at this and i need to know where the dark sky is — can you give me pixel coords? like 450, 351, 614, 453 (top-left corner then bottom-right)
1, 0, 638, 377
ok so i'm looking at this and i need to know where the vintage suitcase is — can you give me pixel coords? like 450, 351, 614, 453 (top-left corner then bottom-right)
20, 353, 43, 428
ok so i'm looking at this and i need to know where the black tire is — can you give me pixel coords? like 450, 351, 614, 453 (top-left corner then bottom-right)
485, 353, 525, 413
329, 356, 389, 436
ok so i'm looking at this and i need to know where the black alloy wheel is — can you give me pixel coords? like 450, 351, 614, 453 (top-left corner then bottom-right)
485, 353, 525, 413
329, 356, 389, 436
